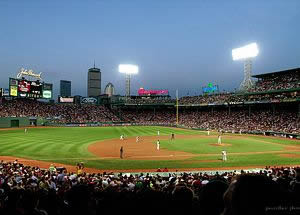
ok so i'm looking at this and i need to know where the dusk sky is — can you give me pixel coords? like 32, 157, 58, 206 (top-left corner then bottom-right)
0, 0, 299, 98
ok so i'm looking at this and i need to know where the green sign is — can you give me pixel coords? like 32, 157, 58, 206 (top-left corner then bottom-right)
43, 90, 52, 99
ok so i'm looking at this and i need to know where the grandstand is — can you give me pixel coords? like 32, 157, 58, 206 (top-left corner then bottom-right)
0, 67, 299, 134
0, 67, 300, 214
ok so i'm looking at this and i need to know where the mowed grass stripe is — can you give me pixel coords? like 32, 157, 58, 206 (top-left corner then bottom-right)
0, 140, 39, 153
130, 126, 153, 136
0, 126, 299, 170
5, 140, 54, 155
68, 140, 94, 157
138, 127, 157, 136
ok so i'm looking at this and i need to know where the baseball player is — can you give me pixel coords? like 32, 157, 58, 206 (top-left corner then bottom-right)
218, 134, 222, 144
136, 136, 139, 143
156, 140, 160, 150
120, 134, 124, 140
222, 150, 227, 161
120, 146, 124, 159
24, 128, 27, 133
157, 130, 160, 136
207, 130, 210, 136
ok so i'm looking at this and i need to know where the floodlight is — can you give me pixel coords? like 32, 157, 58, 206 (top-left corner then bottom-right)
118, 64, 139, 74
232, 43, 259, 91
119, 64, 139, 97
232, 43, 259, 61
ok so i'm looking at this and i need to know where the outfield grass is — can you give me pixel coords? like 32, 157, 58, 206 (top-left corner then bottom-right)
0, 126, 299, 170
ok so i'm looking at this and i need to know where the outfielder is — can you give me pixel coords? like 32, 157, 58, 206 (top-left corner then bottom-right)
218, 135, 222, 144
222, 150, 227, 161
207, 130, 210, 136
157, 130, 160, 136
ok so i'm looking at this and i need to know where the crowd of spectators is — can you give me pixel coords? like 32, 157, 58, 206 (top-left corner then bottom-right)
249, 71, 300, 93
179, 93, 242, 105
0, 160, 299, 214
0, 98, 299, 133
119, 107, 299, 134
179, 71, 300, 105
119, 108, 176, 125
178, 109, 299, 134
0, 99, 119, 123
179, 91, 299, 105
125, 97, 175, 104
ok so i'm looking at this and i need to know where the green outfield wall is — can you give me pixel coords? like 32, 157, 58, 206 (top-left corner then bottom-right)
0, 117, 47, 128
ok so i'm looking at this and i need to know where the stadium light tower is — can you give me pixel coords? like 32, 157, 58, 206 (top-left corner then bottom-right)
119, 64, 139, 98
232, 43, 259, 91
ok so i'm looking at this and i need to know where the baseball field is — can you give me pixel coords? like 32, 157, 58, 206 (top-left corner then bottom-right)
0, 126, 300, 172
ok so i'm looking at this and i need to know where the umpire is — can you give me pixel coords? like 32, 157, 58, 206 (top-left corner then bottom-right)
120, 146, 124, 159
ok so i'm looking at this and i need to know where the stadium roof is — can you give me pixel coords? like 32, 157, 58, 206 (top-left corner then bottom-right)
252, 67, 300, 79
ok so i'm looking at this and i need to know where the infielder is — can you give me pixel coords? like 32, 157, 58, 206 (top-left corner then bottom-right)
136, 136, 139, 143
120, 134, 124, 140
218, 135, 222, 144
156, 140, 160, 150
222, 150, 227, 161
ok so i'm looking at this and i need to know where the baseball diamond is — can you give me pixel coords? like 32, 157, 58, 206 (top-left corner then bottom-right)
2, 2, 300, 214
0, 126, 299, 172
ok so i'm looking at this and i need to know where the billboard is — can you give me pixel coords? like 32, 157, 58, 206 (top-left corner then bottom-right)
59, 97, 74, 103
43, 90, 52, 99
43, 83, 53, 99
10, 86, 18, 97
3, 89, 9, 96
138, 88, 169, 96
17, 79, 42, 98
9, 78, 52, 99
202, 83, 219, 94
81, 97, 98, 104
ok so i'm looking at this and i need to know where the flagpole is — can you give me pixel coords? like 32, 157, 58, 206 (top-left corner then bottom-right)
176, 89, 179, 126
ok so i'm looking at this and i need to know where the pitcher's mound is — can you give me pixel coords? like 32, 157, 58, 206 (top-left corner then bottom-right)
210, 143, 232, 147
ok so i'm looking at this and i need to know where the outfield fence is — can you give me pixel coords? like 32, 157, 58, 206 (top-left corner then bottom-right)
1, 119, 299, 139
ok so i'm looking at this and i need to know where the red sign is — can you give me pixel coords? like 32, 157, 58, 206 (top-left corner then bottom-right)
138, 88, 169, 96
18, 80, 31, 92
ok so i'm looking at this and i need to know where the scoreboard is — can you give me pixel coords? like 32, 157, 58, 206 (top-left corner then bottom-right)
18, 79, 43, 97
9, 78, 52, 99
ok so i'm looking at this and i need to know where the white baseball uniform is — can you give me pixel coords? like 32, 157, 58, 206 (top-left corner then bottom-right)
222, 150, 227, 161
